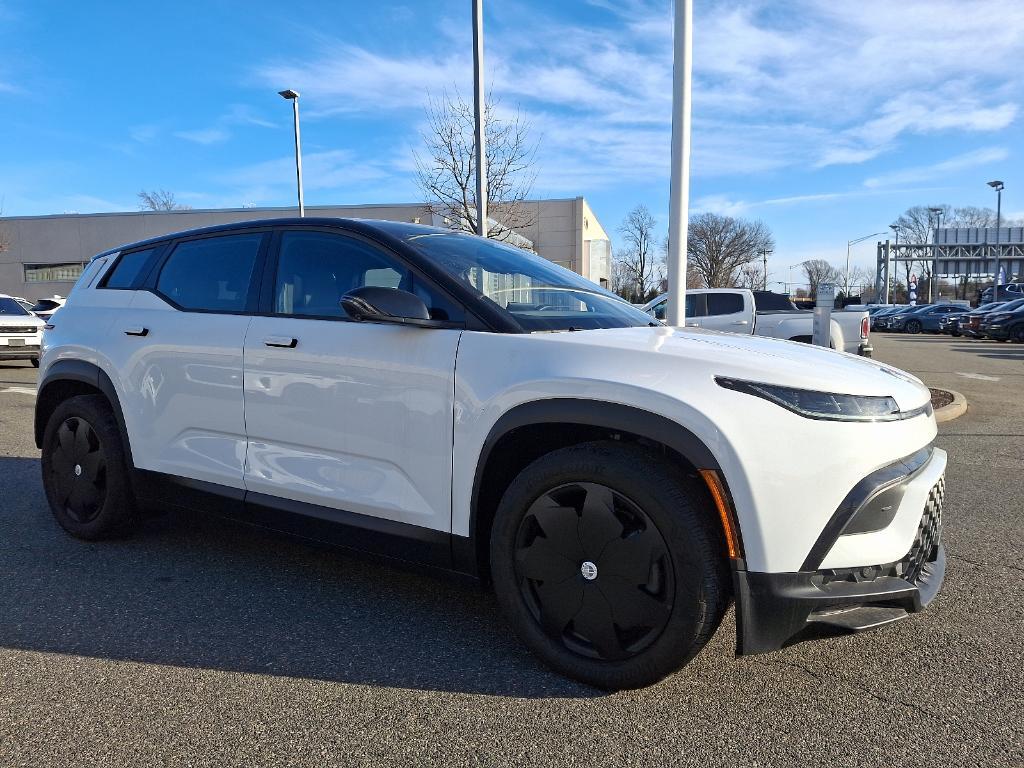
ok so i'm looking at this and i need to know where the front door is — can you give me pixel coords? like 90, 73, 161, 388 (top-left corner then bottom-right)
242, 229, 464, 533
696, 292, 750, 333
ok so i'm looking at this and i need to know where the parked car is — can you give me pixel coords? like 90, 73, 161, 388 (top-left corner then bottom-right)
29, 296, 66, 322
888, 304, 964, 334
980, 283, 1024, 303
940, 302, 1002, 336
978, 298, 1024, 338
641, 289, 872, 356
872, 306, 907, 331
984, 304, 1024, 343
37, 218, 945, 689
0, 293, 45, 366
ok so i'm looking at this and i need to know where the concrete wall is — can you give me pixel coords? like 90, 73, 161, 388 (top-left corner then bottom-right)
0, 198, 610, 299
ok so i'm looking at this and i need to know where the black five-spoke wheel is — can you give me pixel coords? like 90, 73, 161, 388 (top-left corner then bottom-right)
42, 394, 137, 539
491, 441, 730, 690
515, 482, 673, 661
48, 416, 107, 524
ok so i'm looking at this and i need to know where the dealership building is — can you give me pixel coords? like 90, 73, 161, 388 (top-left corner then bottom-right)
0, 198, 611, 301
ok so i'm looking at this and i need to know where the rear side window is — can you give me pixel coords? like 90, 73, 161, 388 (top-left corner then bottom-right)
102, 247, 159, 289
706, 293, 744, 316
156, 234, 263, 312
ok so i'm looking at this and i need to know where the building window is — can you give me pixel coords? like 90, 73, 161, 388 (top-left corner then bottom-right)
23, 263, 87, 282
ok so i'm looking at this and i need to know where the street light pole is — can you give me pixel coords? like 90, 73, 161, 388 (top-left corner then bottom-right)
664, 0, 692, 327
278, 89, 304, 217
846, 231, 886, 297
472, 0, 488, 238
988, 180, 1004, 300
928, 207, 943, 302
885, 223, 898, 303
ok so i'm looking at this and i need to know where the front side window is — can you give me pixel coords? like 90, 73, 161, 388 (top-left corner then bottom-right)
400, 230, 654, 331
156, 233, 262, 312
274, 231, 462, 322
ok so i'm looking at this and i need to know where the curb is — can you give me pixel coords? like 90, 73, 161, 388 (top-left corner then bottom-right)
934, 389, 967, 423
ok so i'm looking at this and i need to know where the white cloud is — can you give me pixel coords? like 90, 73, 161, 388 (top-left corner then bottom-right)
175, 127, 231, 145
863, 147, 1009, 188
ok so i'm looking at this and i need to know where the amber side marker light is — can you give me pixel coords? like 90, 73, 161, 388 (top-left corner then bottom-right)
699, 469, 743, 560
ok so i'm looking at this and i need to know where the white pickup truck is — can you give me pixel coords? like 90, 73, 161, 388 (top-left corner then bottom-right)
642, 289, 872, 356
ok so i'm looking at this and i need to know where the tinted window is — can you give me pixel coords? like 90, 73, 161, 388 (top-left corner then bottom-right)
653, 294, 700, 320
0, 297, 31, 316
274, 231, 463, 322
156, 234, 262, 312
103, 247, 158, 289
706, 293, 744, 316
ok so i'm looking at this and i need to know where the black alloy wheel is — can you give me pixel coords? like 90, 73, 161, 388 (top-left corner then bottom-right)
1012, 324, 1024, 343
514, 482, 673, 662
906, 319, 922, 334
490, 441, 730, 690
48, 416, 107, 524
42, 394, 137, 539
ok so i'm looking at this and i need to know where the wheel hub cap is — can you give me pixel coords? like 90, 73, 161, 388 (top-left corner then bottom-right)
48, 417, 107, 524
74, 464, 82, 476
580, 561, 598, 581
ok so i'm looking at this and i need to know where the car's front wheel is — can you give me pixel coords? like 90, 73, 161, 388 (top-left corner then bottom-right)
41, 394, 137, 540
490, 441, 730, 690
1011, 324, 1024, 343
906, 319, 922, 334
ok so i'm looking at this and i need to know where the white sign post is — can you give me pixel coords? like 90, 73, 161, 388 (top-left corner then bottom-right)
812, 282, 835, 348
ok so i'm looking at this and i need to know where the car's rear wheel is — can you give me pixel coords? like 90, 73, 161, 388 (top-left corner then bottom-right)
906, 319, 922, 334
1011, 324, 1024, 343
41, 394, 137, 540
490, 441, 729, 690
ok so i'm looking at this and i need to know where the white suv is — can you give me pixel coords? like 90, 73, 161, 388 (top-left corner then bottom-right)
0, 293, 45, 366
36, 219, 947, 689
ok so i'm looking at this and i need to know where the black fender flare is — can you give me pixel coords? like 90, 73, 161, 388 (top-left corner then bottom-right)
468, 398, 726, 541
35, 360, 134, 467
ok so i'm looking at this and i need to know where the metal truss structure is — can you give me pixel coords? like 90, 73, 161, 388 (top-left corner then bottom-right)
875, 241, 1024, 301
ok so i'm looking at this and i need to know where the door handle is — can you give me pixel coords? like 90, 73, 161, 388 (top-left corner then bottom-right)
124, 327, 149, 337
685, 322, 700, 327
264, 336, 298, 348
730, 320, 750, 326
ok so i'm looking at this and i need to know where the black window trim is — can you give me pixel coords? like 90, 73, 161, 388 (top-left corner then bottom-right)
97, 243, 169, 291
257, 224, 471, 329
143, 229, 272, 315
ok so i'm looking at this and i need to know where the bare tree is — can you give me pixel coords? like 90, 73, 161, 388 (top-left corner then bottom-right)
415, 89, 538, 243
615, 205, 662, 302
138, 189, 192, 211
802, 259, 841, 299
735, 262, 765, 290
686, 213, 774, 288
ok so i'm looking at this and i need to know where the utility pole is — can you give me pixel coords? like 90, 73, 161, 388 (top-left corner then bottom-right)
760, 248, 772, 290
664, 0, 692, 327
928, 207, 943, 302
472, 0, 488, 237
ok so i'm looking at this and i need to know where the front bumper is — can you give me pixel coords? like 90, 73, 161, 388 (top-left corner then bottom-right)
734, 458, 946, 655
0, 343, 40, 359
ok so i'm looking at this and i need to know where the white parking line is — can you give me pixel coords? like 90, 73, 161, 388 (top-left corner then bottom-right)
955, 372, 1000, 382
0, 386, 37, 396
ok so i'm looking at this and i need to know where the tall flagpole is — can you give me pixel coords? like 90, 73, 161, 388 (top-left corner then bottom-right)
665, 0, 692, 327
472, 0, 488, 237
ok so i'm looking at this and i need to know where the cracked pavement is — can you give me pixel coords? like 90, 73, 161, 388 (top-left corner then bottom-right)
0, 332, 1021, 767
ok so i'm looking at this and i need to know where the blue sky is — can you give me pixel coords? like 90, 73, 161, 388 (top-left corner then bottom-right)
1, 0, 1021, 280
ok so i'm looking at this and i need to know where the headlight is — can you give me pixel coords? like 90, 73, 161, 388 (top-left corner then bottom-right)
716, 377, 932, 422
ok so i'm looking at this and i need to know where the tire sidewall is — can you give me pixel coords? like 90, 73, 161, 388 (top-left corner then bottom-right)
490, 441, 728, 690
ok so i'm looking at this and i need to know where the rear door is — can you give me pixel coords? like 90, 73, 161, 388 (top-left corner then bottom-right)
694, 291, 751, 333
109, 230, 267, 490
241, 228, 464, 533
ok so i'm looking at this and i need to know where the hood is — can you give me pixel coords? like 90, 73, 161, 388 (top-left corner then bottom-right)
537, 326, 930, 411
0, 313, 44, 328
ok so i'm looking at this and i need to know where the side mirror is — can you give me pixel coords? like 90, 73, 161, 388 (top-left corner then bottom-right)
341, 286, 432, 325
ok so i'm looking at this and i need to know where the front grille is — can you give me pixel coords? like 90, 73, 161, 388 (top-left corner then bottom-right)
898, 477, 943, 584
814, 476, 944, 587
2, 326, 38, 335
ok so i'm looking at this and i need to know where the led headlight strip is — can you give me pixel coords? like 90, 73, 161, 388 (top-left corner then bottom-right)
715, 377, 933, 422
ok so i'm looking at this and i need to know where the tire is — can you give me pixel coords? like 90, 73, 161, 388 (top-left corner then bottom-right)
30, 358, 40, 368
1011, 324, 1024, 344
906, 319, 922, 334
490, 441, 730, 690
41, 394, 137, 540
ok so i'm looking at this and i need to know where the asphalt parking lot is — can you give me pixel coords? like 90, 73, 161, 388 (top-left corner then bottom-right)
1, 334, 1021, 767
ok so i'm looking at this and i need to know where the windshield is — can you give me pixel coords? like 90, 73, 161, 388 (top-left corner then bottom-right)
0, 298, 31, 316
400, 229, 655, 331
